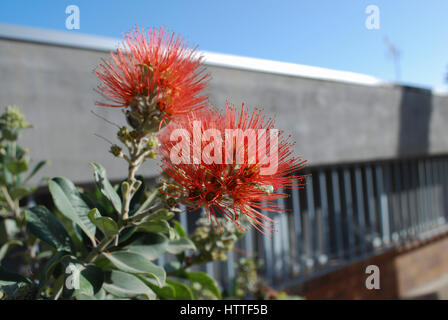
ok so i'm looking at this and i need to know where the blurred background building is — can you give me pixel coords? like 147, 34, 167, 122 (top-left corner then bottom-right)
1, 21, 448, 299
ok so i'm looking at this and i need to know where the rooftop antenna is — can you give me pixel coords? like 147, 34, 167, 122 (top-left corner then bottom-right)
384, 36, 401, 82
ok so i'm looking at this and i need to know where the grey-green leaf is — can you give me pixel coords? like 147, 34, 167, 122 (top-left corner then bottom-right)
103, 270, 155, 299
38, 251, 71, 290
6, 158, 28, 175
91, 162, 122, 214
134, 188, 159, 215
166, 279, 195, 300
125, 233, 168, 261
64, 258, 104, 298
88, 208, 118, 238
137, 275, 176, 299
0, 240, 22, 262
49, 177, 96, 245
105, 251, 166, 287
0, 265, 30, 286
166, 238, 196, 255
24, 160, 47, 183
25, 206, 72, 251
187, 271, 222, 299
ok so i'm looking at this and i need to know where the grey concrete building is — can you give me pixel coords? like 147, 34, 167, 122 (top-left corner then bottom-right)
1, 24, 447, 184
2, 24, 448, 299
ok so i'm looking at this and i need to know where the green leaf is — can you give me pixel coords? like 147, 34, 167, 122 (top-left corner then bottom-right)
137, 275, 176, 299
6, 158, 28, 174
148, 209, 175, 222
125, 233, 168, 261
10, 186, 36, 200
105, 251, 166, 287
134, 189, 159, 215
64, 258, 104, 298
0, 240, 22, 262
24, 160, 47, 183
166, 279, 195, 300
166, 238, 196, 255
88, 208, 118, 238
186, 271, 222, 299
173, 220, 187, 237
91, 162, 122, 214
25, 206, 72, 251
103, 270, 155, 299
76, 288, 106, 300
49, 177, 96, 245
138, 219, 172, 235
0, 265, 30, 286
38, 251, 71, 290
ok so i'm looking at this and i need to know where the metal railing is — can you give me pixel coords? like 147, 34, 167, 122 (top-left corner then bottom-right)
161, 155, 448, 293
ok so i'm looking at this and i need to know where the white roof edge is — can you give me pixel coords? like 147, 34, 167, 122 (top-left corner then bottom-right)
0, 23, 441, 91
0, 23, 121, 52
432, 85, 448, 96
202, 51, 385, 86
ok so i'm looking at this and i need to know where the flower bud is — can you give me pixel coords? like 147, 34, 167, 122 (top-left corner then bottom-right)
166, 197, 177, 208
121, 181, 130, 195
146, 151, 157, 159
110, 145, 123, 157
147, 135, 159, 150
117, 126, 130, 144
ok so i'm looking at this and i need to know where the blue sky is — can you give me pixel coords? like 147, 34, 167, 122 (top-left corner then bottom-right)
1, 0, 447, 89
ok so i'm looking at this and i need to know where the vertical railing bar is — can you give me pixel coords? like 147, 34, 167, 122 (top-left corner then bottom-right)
318, 170, 330, 265
375, 164, 390, 245
343, 168, 355, 258
354, 166, 367, 253
365, 166, 378, 248
445, 159, 448, 220
262, 208, 274, 284
425, 159, 436, 228
313, 175, 324, 266
196, 207, 215, 279
291, 176, 302, 274
429, 159, 438, 225
225, 249, 235, 294
244, 227, 254, 255
272, 211, 283, 281
417, 160, 428, 231
157, 254, 165, 267
383, 163, 397, 243
438, 159, 447, 223
305, 175, 315, 269
206, 260, 215, 279
401, 161, 414, 238
278, 190, 290, 281
392, 162, 406, 241
179, 205, 189, 234
331, 169, 344, 260
409, 161, 420, 236
430, 159, 442, 225
438, 158, 446, 223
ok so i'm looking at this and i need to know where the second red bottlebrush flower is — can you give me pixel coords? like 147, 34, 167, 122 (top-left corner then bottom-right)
95, 26, 209, 120
159, 102, 308, 235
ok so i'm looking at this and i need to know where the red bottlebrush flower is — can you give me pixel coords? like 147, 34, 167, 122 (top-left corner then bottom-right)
95, 26, 209, 119
159, 102, 308, 235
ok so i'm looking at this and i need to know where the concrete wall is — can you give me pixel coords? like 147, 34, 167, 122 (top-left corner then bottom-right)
1, 37, 448, 183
